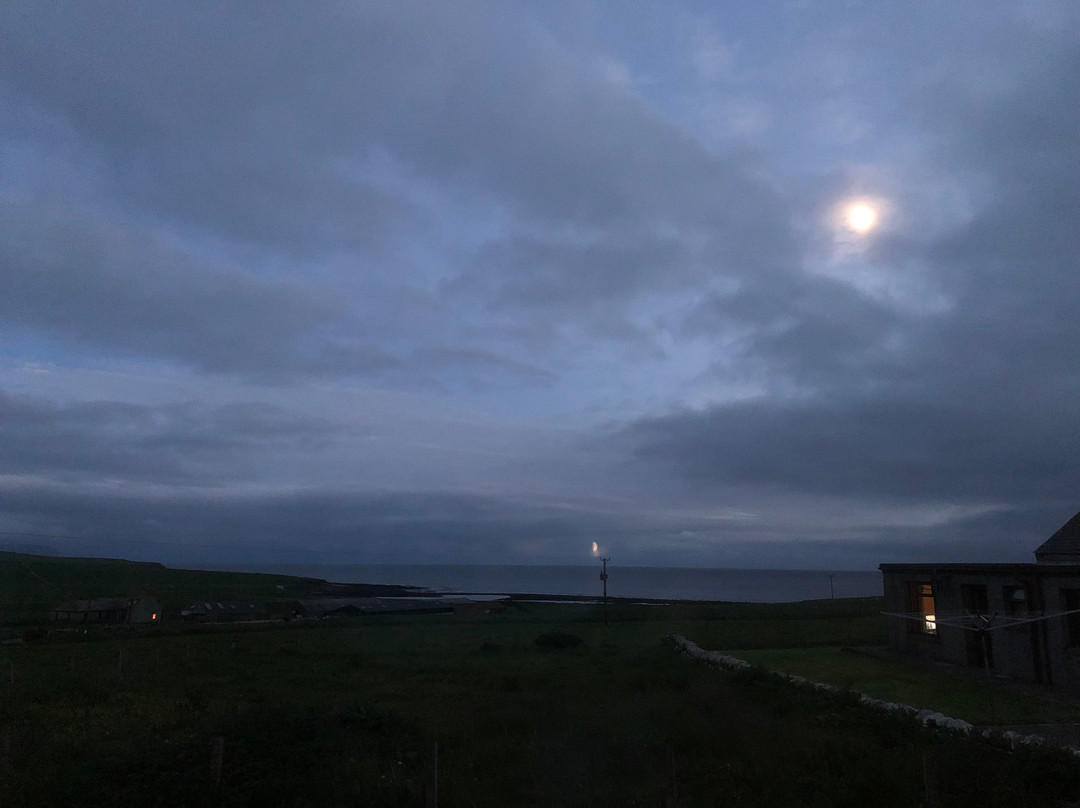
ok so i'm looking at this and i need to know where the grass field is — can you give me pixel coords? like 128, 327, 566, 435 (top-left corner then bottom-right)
3, 556, 1080, 806
735, 646, 1080, 726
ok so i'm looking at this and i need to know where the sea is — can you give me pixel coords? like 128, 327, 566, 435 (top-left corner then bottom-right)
211, 563, 883, 603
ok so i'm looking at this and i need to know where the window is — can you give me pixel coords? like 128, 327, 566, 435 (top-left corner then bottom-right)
1064, 590, 1080, 648
961, 584, 988, 615
1003, 585, 1028, 616
909, 582, 937, 636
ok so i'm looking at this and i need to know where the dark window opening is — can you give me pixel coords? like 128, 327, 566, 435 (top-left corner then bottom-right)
961, 584, 988, 615
1064, 590, 1080, 648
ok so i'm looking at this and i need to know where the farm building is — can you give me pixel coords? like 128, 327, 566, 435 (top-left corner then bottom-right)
881, 510, 1080, 690
180, 601, 268, 621
52, 597, 162, 624
292, 597, 456, 618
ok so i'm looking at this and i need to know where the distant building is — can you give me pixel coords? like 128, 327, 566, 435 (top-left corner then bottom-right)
52, 597, 162, 624
180, 601, 268, 621
881, 510, 1080, 689
292, 597, 457, 618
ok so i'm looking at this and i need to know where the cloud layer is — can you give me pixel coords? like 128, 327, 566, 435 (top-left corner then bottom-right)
1, 2, 1077, 567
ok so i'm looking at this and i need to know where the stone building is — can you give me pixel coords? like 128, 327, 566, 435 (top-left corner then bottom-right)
880, 511, 1080, 689
52, 596, 162, 624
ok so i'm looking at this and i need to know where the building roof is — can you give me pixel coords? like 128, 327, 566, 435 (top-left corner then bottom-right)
54, 598, 134, 613
295, 597, 457, 617
880, 561, 1080, 574
295, 598, 371, 615
181, 601, 266, 615
1035, 510, 1080, 562
879, 563, 1040, 573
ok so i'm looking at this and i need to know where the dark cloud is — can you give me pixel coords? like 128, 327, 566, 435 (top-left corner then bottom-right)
0, 196, 403, 379
0, 0, 796, 381
466, 235, 685, 310
0, 3, 781, 244
410, 346, 555, 389
0, 3, 422, 256
628, 392, 1077, 503
0, 484, 631, 565
1, 481, 1071, 570
662, 505, 1080, 570
0, 392, 341, 485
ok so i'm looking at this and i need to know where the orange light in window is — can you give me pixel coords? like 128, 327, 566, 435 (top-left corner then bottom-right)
151, 613, 158, 620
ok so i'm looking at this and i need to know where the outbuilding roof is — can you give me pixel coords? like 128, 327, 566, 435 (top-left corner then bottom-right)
1035, 511, 1080, 562
181, 601, 266, 615
294, 597, 458, 617
54, 598, 134, 613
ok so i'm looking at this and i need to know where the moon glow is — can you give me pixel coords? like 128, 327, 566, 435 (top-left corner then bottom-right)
845, 202, 878, 233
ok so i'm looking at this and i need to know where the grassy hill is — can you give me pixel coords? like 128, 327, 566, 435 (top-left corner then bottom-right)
0, 551, 323, 625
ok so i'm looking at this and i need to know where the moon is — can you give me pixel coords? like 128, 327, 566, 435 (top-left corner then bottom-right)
845, 202, 878, 234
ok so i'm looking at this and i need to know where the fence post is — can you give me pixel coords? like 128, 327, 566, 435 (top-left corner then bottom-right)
425, 740, 438, 808
211, 736, 224, 794
667, 749, 678, 807
922, 750, 938, 807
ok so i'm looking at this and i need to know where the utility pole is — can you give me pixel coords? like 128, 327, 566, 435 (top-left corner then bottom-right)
600, 557, 610, 626
827, 573, 835, 600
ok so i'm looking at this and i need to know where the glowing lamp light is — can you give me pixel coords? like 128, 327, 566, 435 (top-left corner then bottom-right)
151, 613, 158, 620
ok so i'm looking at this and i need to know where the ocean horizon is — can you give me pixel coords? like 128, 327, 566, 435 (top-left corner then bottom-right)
203, 562, 883, 603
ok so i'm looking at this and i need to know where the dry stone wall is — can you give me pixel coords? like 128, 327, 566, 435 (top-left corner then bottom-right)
666, 634, 1076, 754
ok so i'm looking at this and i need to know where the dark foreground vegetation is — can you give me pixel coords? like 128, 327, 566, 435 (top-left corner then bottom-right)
3, 554, 1080, 806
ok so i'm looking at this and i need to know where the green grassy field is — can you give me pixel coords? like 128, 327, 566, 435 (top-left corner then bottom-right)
2, 556, 1080, 806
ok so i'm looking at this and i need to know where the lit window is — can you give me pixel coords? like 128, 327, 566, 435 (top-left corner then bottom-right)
909, 582, 937, 636
151, 613, 158, 620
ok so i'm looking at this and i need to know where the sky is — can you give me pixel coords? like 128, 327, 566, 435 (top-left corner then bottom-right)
0, 1, 1077, 570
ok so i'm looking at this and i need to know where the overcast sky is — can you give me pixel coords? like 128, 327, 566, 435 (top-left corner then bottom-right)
1, 2, 1077, 569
